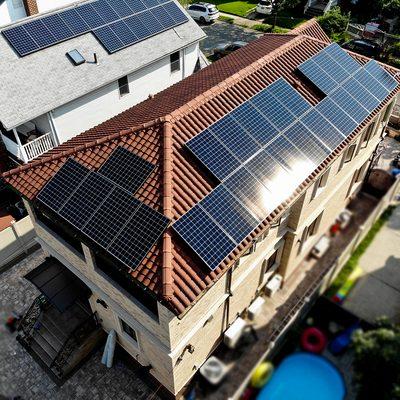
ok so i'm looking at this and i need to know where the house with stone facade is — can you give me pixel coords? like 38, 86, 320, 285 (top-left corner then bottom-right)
3, 19, 399, 399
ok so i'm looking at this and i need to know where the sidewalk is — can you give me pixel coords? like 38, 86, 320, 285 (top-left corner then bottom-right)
219, 11, 262, 28
343, 205, 400, 324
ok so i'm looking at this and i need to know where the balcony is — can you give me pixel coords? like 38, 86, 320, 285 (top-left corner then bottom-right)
1, 121, 55, 163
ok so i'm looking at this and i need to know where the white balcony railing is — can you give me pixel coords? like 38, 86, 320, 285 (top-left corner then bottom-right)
1, 131, 55, 163
22, 132, 54, 162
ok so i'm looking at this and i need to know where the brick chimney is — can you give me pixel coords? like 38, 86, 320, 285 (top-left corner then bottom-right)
23, 0, 39, 16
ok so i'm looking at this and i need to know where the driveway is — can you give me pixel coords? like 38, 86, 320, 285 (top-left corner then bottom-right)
0, 249, 162, 400
199, 20, 262, 56
343, 205, 400, 324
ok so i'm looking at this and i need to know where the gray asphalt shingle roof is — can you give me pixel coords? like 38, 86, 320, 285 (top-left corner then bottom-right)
0, 0, 205, 130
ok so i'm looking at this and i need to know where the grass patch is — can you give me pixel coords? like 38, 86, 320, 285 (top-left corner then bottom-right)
253, 23, 272, 32
326, 206, 396, 297
218, 15, 235, 23
212, 0, 257, 17
262, 15, 307, 29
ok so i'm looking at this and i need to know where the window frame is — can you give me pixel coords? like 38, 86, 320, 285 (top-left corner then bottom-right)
311, 168, 330, 200
118, 76, 130, 97
343, 144, 357, 164
119, 318, 139, 348
170, 51, 180, 73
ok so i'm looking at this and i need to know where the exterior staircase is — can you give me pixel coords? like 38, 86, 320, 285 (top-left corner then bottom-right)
17, 295, 105, 384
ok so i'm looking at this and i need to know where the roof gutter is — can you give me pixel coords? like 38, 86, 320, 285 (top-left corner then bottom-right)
162, 116, 174, 299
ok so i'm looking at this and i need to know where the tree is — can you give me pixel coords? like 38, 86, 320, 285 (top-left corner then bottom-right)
317, 7, 350, 37
270, 0, 302, 29
380, 0, 400, 18
352, 318, 400, 400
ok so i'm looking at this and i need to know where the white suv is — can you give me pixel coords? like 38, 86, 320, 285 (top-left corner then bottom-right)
187, 3, 219, 23
256, 0, 273, 15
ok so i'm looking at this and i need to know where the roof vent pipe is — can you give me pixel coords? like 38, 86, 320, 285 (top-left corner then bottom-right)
94, 53, 98, 65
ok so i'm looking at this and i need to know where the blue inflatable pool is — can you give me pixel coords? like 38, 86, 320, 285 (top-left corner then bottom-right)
257, 353, 346, 400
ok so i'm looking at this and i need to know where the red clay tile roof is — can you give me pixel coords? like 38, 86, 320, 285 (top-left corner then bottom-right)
3, 20, 400, 315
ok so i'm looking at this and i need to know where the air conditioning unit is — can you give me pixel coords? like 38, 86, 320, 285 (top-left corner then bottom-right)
224, 317, 246, 349
337, 209, 353, 230
248, 297, 265, 320
200, 356, 229, 385
311, 235, 330, 259
265, 274, 282, 297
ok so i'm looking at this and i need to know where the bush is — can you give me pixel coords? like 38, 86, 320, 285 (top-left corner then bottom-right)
253, 23, 272, 32
318, 6, 350, 37
389, 42, 400, 58
218, 15, 234, 24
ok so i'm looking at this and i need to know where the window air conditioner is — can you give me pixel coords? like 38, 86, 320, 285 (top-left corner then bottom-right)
248, 297, 265, 320
265, 274, 282, 297
311, 235, 330, 259
224, 317, 246, 349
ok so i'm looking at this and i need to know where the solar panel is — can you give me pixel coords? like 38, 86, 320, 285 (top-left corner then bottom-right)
173, 205, 237, 271
229, 102, 279, 146
282, 121, 330, 165
342, 78, 380, 112
224, 166, 272, 220
324, 43, 361, 75
37, 158, 89, 212
251, 88, 297, 130
186, 129, 241, 181
82, 186, 141, 248
330, 87, 370, 124
297, 59, 338, 95
200, 185, 260, 243
316, 98, 358, 137
210, 116, 261, 162
2, 0, 188, 56
353, 69, 389, 102
264, 135, 314, 174
98, 146, 155, 193
59, 172, 114, 229
364, 60, 398, 92
313, 50, 349, 84
108, 203, 169, 269
268, 78, 312, 116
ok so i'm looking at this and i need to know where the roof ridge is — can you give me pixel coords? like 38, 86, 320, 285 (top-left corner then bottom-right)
168, 33, 305, 122
2, 118, 164, 179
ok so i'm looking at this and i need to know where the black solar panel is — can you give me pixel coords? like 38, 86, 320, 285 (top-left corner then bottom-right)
201, 185, 260, 243
312, 49, 349, 84
173, 205, 237, 271
82, 186, 141, 248
108, 203, 169, 269
298, 59, 338, 95
186, 129, 241, 181
2, 0, 188, 56
59, 172, 115, 229
37, 158, 90, 212
354, 69, 389, 102
98, 146, 155, 194
342, 78, 380, 112
324, 43, 361, 74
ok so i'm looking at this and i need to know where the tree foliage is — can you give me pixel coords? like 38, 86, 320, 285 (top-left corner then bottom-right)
352, 318, 400, 400
317, 7, 350, 37
380, 0, 400, 18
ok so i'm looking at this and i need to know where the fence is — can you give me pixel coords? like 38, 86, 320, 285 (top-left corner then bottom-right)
346, 23, 400, 47
0, 216, 37, 271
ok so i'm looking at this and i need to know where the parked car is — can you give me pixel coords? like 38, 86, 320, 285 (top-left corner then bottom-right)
256, 0, 273, 15
342, 39, 381, 58
187, 2, 219, 24
213, 41, 247, 58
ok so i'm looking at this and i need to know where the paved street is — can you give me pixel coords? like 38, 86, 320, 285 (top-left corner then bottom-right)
0, 249, 162, 400
344, 205, 400, 324
199, 20, 261, 56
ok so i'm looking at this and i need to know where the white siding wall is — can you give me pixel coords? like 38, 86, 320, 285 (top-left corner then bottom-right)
51, 43, 199, 143
36, 0, 76, 13
0, 0, 26, 26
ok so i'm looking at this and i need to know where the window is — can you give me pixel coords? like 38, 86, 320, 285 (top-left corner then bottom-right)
66, 49, 85, 66
311, 169, 329, 200
120, 318, 138, 343
339, 144, 357, 172
170, 51, 180, 73
355, 160, 369, 183
265, 249, 279, 272
360, 125, 373, 150
118, 76, 129, 96
299, 212, 323, 253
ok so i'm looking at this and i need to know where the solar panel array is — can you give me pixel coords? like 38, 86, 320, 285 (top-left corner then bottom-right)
174, 45, 399, 271
99, 146, 155, 194
37, 157, 169, 270
2, 0, 188, 56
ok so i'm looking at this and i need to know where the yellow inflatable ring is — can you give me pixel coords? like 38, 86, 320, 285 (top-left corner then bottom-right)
251, 362, 274, 388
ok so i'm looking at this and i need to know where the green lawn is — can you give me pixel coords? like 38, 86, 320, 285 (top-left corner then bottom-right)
212, 0, 257, 17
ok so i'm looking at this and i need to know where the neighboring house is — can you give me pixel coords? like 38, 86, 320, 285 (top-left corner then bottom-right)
0, 0, 79, 26
0, 0, 205, 164
304, 0, 338, 17
3, 19, 400, 398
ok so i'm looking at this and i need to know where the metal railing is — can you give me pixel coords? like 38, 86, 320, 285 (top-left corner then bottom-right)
17, 295, 48, 342
22, 132, 54, 162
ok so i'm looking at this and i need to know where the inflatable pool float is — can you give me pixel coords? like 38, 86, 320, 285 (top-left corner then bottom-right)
251, 362, 274, 388
332, 266, 363, 304
301, 327, 327, 354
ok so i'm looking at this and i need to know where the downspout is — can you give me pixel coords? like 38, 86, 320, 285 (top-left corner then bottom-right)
162, 116, 174, 299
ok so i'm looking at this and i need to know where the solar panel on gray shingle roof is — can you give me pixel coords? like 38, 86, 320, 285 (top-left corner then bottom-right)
2, 0, 188, 56
37, 157, 169, 270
